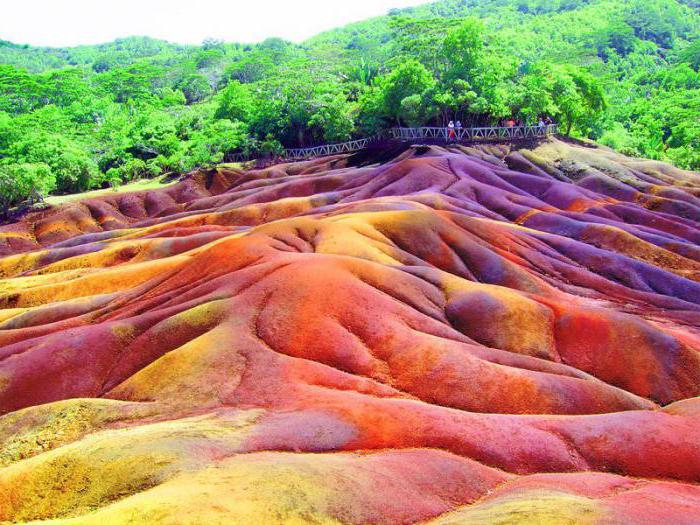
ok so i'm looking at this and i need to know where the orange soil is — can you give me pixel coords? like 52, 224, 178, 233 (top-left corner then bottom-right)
0, 139, 699, 523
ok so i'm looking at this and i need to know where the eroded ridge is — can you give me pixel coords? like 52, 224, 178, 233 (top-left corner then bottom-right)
1, 138, 699, 523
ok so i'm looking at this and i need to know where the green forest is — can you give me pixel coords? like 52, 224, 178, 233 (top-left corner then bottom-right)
0, 0, 699, 212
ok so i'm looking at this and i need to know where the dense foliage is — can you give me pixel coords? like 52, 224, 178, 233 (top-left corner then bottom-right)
0, 0, 698, 213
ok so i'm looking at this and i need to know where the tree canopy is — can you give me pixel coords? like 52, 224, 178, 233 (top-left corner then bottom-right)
0, 0, 698, 213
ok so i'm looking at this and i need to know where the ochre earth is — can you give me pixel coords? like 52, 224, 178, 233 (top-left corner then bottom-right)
0, 138, 699, 523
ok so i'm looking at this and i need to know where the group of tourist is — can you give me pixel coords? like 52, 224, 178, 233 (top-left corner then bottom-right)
445, 116, 554, 142
446, 120, 464, 141
501, 116, 555, 128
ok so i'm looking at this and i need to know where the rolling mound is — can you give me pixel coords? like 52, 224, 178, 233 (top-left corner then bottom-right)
1, 138, 700, 523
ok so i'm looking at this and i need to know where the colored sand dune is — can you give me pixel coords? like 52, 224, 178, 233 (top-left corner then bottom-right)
0, 138, 700, 523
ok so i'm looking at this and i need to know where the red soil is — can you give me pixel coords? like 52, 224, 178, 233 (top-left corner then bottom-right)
0, 139, 699, 523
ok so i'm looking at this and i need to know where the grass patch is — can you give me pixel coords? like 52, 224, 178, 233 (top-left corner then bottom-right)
45, 175, 178, 206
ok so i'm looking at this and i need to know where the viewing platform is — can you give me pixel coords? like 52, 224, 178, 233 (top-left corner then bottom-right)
230, 125, 558, 163
281, 125, 558, 161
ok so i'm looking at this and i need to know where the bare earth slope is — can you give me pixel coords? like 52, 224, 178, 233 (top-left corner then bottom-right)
0, 138, 699, 523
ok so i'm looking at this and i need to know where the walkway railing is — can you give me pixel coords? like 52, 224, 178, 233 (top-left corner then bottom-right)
384, 125, 557, 143
231, 125, 557, 163
284, 136, 376, 161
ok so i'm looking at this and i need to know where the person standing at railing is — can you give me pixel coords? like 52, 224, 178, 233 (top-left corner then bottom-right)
447, 121, 456, 143
455, 121, 462, 140
538, 117, 546, 129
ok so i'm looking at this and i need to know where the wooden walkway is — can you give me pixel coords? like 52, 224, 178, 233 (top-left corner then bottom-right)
233, 125, 558, 163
